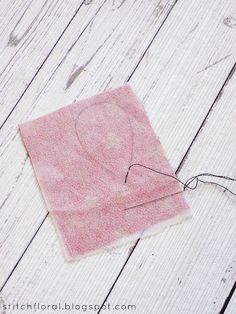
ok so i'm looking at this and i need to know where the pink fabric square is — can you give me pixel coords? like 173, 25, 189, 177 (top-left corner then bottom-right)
19, 85, 190, 260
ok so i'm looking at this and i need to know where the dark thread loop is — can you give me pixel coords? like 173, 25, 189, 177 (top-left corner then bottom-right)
125, 163, 236, 196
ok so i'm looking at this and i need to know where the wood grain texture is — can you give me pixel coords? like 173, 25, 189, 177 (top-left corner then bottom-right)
0, 0, 235, 312
0, 0, 86, 127
225, 290, 236, 314
100, 67, 236, 314
129, 0, 236, 170
0, 0, 177, 290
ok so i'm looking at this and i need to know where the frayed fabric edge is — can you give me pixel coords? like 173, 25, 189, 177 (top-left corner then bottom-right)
50, 208, 191, 262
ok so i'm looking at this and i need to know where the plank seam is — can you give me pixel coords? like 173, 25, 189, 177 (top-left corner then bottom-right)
0, 0, 87, 131
126, 0, 178, 82
177, 63, 236, 174
97, 240, 140, 314
97, 63, 236, 312
0, 0, 180, 293
219, 281, 236, 314
0, 213, 49, 293
1, 4, 235, 311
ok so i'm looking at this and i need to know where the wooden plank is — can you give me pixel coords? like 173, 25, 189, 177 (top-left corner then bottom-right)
104, 66, 236, 314
129, 0, 236, 170
0, 0, 236, 310
0, 0, 87, 127
225, 295, 236, 314
102, 66, 236, 314
225, 286, 236, 314
0, 0, 178, 288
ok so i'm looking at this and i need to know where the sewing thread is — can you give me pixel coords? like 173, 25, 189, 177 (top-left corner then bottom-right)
125, 163, 236, 195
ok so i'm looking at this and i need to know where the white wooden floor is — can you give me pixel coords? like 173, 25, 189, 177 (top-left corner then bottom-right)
0, 0, 236, 313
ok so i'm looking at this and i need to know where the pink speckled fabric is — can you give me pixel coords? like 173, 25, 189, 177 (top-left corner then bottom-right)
20, 85, 190, 260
